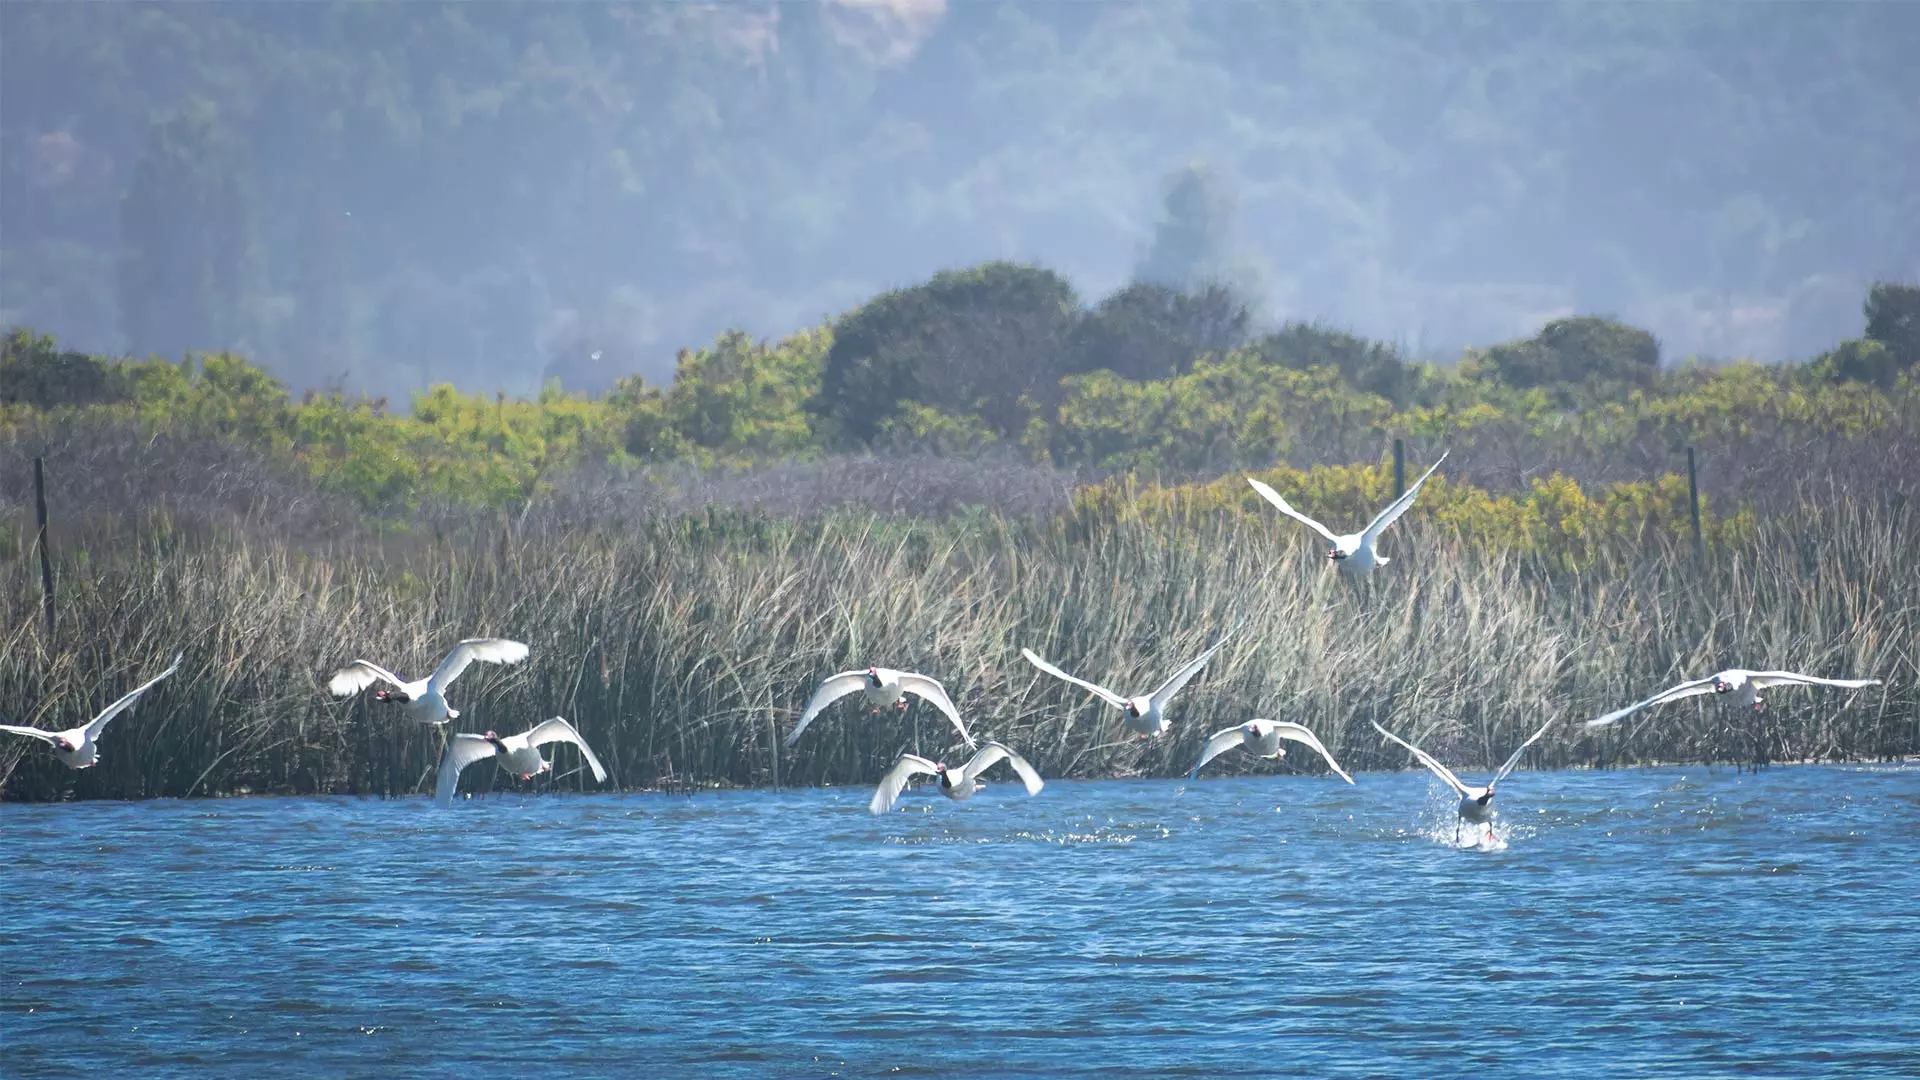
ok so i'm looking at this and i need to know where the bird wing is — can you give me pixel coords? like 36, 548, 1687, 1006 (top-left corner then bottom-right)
1748, 672, 1882, 691
964, 741, 1045, 796
1360, 450, 1449, 543
429, 638, 530, 693
1021, 648, 1128, 709
787, 672, 871, 747
1582, 676, 1719, 730
327, 659, 411, 698
523, 716, 609, 783
1189, 725, 1250, 779
1149, 628, 1237, 710
1371, 721, 1470, 797
1492, 716, 1558, 785
86, 652, 184, 739
435, 734, 500, 807
869, 754, 941, 815
1245, 477, 1340, 543
0, 724, 60, 747
1265, 720, 1356, 784
896, 673, 977, 748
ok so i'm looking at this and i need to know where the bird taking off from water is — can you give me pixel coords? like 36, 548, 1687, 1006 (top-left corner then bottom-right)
1246, 451, 1449, 577
1584, 668, 1882, 731
435, 716, 609, 806
787, 667, 974, 749
1371, 717, 1555, 846
1, 652, 183, 770
869, 740, 1044, 815
327, 638, 530, 726
1189, 718, 1354, 783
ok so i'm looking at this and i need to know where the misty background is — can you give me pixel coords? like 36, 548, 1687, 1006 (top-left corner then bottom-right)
3, 0, 1916, 406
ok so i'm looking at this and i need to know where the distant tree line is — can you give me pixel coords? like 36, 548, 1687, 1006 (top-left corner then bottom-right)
4, 268, 1916, 513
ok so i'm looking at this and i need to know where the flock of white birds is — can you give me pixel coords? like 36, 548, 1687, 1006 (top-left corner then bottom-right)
2, 454, 1884, 838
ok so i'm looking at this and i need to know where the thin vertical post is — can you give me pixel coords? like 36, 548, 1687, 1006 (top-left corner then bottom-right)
1392, 438, 1406, 499
1685, 446, 1704, 556
768, 713, 781, 792
32, 456, 54, 638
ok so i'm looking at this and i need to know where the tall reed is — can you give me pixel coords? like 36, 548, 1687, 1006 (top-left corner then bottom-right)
3, 495, 1910, 801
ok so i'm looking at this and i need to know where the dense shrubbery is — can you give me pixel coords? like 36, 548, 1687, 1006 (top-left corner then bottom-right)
2, 273, 1916, 801
7, 272, 1914, 520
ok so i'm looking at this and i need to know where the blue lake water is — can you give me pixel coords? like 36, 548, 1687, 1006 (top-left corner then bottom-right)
3, 764, 1918, 1078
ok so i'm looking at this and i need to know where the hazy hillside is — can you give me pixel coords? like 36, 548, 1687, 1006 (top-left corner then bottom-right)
3, 0, 1916, 403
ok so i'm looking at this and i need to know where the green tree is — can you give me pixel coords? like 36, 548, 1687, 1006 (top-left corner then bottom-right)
812, 262, 1079, 443
1067, 282, 1251, 381
0, 327, 123, 408
1864, 281, 1920, 367
1251, 322, 1409, 403
1466, 316, 1660, 401
117, 102, 257, 359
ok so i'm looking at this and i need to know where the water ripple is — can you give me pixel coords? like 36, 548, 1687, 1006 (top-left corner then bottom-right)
2, 766, 1917, 1077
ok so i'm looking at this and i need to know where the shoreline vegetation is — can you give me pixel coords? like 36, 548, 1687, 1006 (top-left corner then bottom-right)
3, 269, 1916, 801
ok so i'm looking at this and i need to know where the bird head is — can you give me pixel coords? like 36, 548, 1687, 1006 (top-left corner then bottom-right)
1711, 677, 1732, 695
1477, 788, 1495, 806
483, 731, 504, 747
373, 688, 410, 704
1123, 700, 1140, 718
1328, 548, 1346, 561
865, 667, 881, 686
53, 735, 76, 754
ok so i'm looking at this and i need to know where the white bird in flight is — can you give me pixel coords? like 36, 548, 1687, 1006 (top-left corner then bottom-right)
435, 716, 609, 806
1246, 450, 1449, 576
0, 652, 182, 770
1371, 717, 1555, 845
1585, 668, 1882, 730
869, 740, 1045, 815
787, 666, 975, 749
1188, 718, 1355, 783
1021, 626, 1238, 739
326, 638, 530, 725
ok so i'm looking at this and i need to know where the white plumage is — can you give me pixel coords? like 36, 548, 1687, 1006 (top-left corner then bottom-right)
1372, 717, 1554, 845
326, 638, 530, 725
787, 666, 974, 749
1246, 451, 1448, 576
1022, 626, 1238, 739
1585, 668, 1882, 730
0, 653, 183, 770
1189, 718, 1354, 783
869, 740, 1045, 815
435, 716, 609, 806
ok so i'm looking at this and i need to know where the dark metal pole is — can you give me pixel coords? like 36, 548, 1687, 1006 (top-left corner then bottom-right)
1393, 438, 1406, 499
33, 456, 54, 637
1686, 446, 1704, 556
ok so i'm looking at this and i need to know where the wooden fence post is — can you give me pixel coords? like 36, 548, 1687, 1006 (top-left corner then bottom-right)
33, 456, 54, 638
1392, 438, 1406, 499
1686, 446, 1704, 557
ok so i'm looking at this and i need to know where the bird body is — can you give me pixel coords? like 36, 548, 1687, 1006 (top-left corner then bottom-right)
788, 666, 974, 748
1585, 668, 1882, 730
1247, 452, 1449, 577
1022, 627, 1237, 740
1371, 717, 1554, 844
327, 638, 530, 725
435, 716, 609, 806
869, 740, 1044, 815
1189, 718, 1354, 783
1, 653, 183, 770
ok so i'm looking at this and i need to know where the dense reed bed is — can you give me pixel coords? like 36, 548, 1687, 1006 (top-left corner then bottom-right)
2, 492, 1910, 801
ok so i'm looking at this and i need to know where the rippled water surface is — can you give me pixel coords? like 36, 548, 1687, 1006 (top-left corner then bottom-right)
4, 764, 1918, 1078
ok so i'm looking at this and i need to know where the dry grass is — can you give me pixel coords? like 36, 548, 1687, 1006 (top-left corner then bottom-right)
2, 494, 1910, 801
